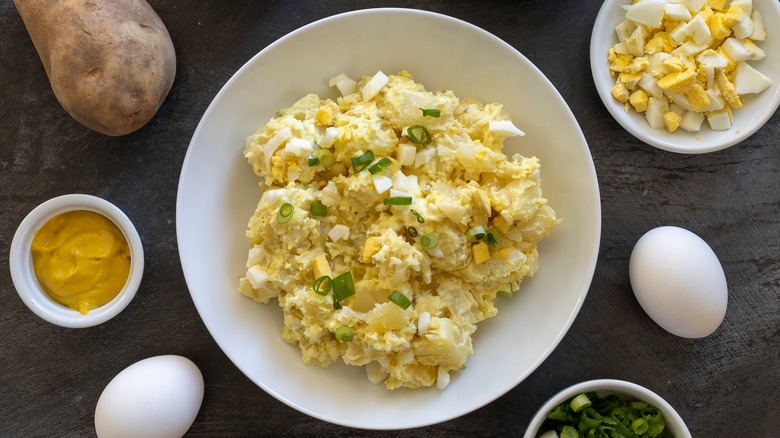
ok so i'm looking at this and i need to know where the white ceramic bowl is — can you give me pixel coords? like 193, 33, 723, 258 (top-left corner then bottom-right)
524, 379, 691, 438
177, 8, 600, 429
9, 194, 144, 328
591, 0, 780, 154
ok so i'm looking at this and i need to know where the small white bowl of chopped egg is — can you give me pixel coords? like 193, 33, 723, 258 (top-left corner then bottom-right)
591, 0, 780, 153
524, 379, 691, 438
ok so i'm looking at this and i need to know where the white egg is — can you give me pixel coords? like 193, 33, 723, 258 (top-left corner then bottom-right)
629, 226, 727, 338
95, 355, 204, 438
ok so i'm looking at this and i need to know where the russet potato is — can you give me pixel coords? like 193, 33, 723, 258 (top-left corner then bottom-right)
14, 0, 176, 136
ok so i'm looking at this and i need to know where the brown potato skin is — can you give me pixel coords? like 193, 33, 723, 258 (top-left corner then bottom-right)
14, 0, 176, 136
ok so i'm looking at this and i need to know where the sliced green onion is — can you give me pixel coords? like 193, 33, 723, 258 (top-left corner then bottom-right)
570, 393, 592, 413
497, 289, 514, 298
277, 203, 294, 224
466, 225, 486, 242
486, 227, 502, 247
387, 290, 412, 309
560, 426, 578, 438
367, 157, 392, 175
420, 233, 438, 249
580, 408, 602, 430
310, 201, 328, 217
332, 271, 355, 304
406, 226, 418, 238
410, 209, 425, 223
351, 150, 374, 173
335, 326, 353, 342
312, 275, 331, 295
318, 150, 336, 168
632, 418, 649, 435
420, 108, 441, 118
383, 196, 412, 206
308, 157, 320, 166
404, 125, 432, 146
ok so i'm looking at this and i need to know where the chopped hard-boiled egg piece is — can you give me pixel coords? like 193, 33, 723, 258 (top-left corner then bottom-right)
372, 175, 392, 194
730, 0, 752, 15
313, 254, 333, 279
246, 265, 269, 289
625, 0, 666, 28
417, 311, 431, 335
645, 97, 668, 129
707, 109, 732, 130
472, 242, 490, 265
327, 224, 350, 241
366, 362, 388, 384
665, 3, 692, 21
488, 120, 525, 137
246, 246, 263, 267
734, 61, 772, 94
751, 11, 766, 41
361, 71, 389, 101
397, 143, 416, 166
436, 367, 450, 390
328, 73, 358, 97
362, 236, 381, 263
608, 0, 771, 133
320, 127, 340, 148
680, 110, 706, 131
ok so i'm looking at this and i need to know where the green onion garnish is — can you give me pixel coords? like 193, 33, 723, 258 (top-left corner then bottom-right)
318, 150, 336, 168
420, 233, 438, 249
308, 157, 320, 166
486, 227, 502, 247
570, 393, 592, 412
497, 289, 514, 298
383, 196, 412, 206
560, 426, 578, 438
331, 271, 355, 305
420, 108, 441, 118
540, 393, 669, 438
466, 226, 486, 242
335, 326, 353, 342
367, 157, 392, 175
277, 203, 294, 224
310, 201, 328, 217
404, 125, 432, 146
312, 275, 331, 295
410, 209, 424, 223
351, 150, 374, 173
406, 226, 418, 238
632, 418, 649, 435
387, 290, 412, 309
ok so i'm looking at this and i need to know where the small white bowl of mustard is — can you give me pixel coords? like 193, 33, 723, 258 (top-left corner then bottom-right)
9, 194, 144, 328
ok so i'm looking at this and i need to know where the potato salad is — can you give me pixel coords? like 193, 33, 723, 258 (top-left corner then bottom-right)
238, 71, 560, 390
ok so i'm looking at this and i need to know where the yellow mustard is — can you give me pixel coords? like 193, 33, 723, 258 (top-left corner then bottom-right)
31, 210, 131, 315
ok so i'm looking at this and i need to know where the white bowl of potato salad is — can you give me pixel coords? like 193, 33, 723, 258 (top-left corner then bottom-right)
178, 8, 600, 429
591, 0, 780, 153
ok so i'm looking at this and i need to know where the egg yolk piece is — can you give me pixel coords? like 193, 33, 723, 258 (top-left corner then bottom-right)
31, 210, 131, 315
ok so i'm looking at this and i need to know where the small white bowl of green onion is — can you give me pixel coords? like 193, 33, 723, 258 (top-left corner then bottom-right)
524, 379, 691, 438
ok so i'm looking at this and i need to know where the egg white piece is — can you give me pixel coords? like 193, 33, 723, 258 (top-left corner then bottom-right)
629, 226, 727, 338
95, 355, 204, 438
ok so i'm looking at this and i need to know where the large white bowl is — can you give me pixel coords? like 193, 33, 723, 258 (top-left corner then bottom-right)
177, 8, 600, 430
591, 0, 780, 154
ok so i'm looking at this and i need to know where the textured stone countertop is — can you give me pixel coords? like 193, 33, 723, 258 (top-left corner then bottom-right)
1, 1, 778, 436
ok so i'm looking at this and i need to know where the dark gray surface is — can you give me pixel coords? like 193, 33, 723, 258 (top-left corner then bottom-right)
1, 1, 778, 436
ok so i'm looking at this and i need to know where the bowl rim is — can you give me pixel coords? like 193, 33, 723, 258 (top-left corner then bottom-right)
523, 379, 692, 438
9, 194, 144, 328
590, 0, 780, 154
177, 6, 600, 429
